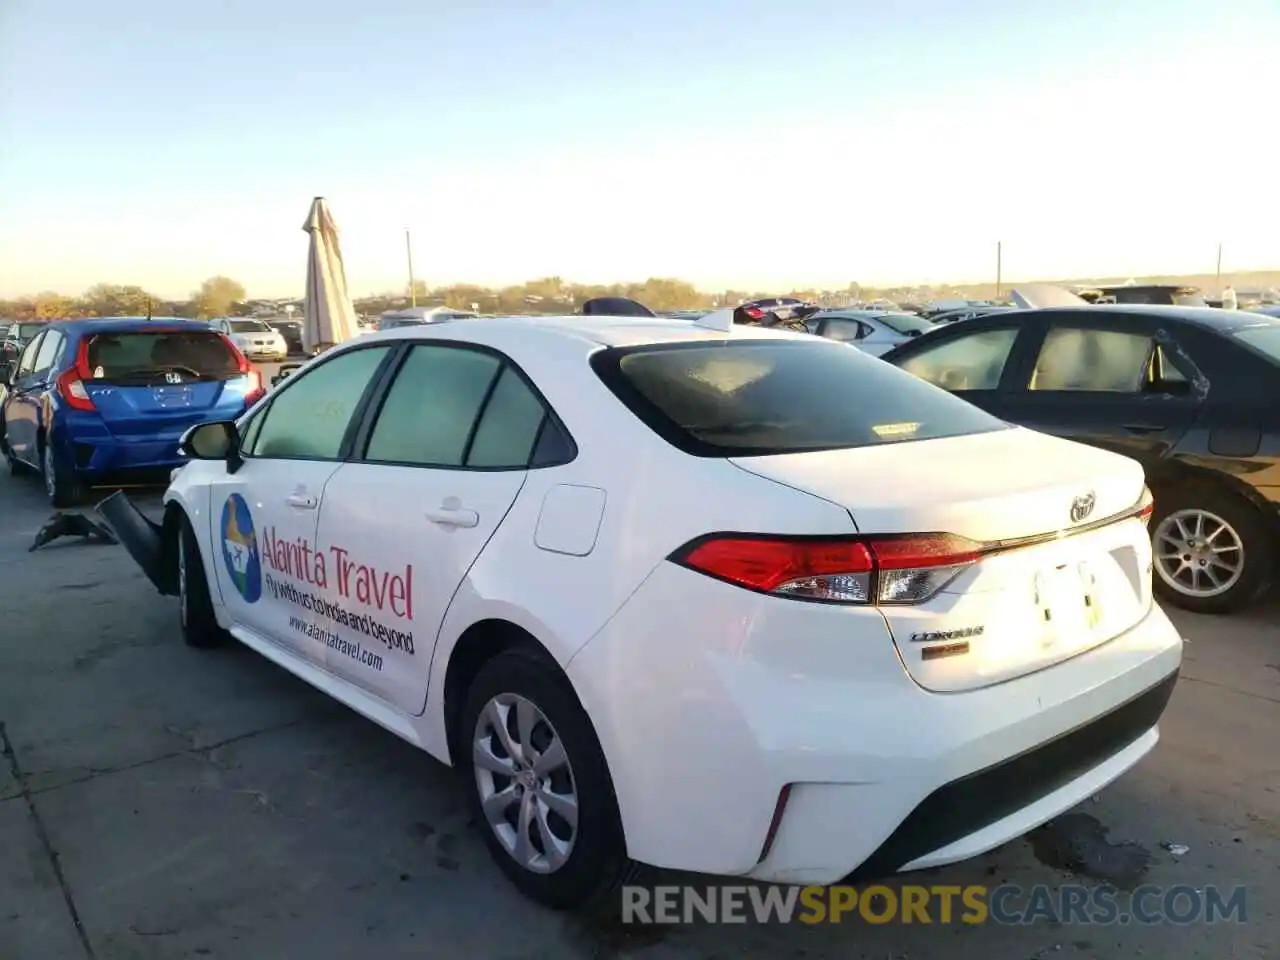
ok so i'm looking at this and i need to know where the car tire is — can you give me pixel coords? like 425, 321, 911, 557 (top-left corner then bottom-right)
178, 513, 229, 648
1150, 483, 1276, 614
459, 648, 637, 911
40, 437, 87, 508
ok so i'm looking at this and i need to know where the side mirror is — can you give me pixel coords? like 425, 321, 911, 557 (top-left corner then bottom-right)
179, 420, 244, 473
271, 362, 303, 387
0, 360, 14, 385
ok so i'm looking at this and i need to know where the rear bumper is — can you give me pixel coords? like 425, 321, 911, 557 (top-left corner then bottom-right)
566, 563, 1184, 883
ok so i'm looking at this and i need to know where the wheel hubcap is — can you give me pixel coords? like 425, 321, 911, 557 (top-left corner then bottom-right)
43, 446, 56, 499
1153, 508, 1245, 599
472, 693, 578, 874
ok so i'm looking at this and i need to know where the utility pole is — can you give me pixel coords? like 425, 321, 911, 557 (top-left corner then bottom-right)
995, 241, 1003, 298
1215, 242, 1223, 292
406, 228, 417, 307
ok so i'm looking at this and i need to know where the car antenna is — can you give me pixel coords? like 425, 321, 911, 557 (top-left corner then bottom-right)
145, 298, 153, 321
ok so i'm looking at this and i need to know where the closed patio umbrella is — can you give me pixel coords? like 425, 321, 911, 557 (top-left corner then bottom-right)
301, 197, 358, 355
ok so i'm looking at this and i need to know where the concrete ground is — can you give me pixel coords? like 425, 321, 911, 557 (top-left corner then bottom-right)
0, 464, 1276, 958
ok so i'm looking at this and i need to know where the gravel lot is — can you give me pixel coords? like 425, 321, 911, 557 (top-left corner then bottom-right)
1, 451, 1276, 958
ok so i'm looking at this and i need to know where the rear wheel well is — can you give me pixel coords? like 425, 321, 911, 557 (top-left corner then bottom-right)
442, 619, 557, 766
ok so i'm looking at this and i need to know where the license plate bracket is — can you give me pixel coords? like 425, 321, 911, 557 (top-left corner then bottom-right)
1034, 562, 1101, 648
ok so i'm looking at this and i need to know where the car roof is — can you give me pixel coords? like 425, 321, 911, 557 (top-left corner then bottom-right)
1028, 304, 1280, 333
815, 308, 916, 319
363, 314, 807, 349
44, 317, 214, 334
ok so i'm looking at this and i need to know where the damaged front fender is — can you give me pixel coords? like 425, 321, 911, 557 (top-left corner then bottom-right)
96, 491, 180, 596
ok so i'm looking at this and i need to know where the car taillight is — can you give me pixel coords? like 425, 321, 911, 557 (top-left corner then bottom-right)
743, 305, 765, 320
1138, 486, 1154, 527
672, 532, 984, 605
244, 369, 266, 406
56, 339, 96, 411
218, 333, 266, 405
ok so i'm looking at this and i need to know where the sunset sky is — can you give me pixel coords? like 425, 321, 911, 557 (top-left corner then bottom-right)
1, 0, 1275, 299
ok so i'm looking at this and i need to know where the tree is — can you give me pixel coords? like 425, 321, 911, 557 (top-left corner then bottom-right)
32, 292, 75, 320
81, 283, 161, 318
192, 276, 246, 319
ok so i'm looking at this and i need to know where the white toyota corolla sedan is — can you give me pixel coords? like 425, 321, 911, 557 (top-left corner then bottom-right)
103, 312, 1183, 910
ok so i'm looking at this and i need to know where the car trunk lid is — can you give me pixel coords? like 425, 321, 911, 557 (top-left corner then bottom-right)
731, 427, 1154, 691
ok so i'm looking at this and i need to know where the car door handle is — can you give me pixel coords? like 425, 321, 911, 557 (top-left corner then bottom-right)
1122, 423, 1166, 434
425, 507, 479, 528
285, 493, 318, 509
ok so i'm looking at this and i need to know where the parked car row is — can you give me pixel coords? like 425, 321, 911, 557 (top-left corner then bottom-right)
5, 287, 1271, 920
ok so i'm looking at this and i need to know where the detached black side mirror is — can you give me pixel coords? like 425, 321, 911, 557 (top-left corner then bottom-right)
179, 420, 244, 473
272, 362, 303, 387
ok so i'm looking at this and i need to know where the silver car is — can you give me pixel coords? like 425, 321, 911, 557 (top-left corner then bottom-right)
804, 309, 934, 357
211, 317, 289, 362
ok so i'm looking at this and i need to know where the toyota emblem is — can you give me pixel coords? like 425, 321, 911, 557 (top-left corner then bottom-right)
1070, 492, 1096, 524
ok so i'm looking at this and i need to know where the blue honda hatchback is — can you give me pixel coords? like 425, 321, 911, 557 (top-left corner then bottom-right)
1, 318, 266, 506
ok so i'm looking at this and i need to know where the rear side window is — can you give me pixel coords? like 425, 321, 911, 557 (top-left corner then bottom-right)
592, 339, 1008, 457
85, 331, 240, 384
875, 313, 933, 336
1234, 326, 1280, 364
363, 344, 565, 469
365, 345, 502, 466
896, 327, 1018, 391
32, 331, 62, 373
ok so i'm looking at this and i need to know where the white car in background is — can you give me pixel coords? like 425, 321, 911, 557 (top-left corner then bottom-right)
103, 313, 1182, 910
210, 317, 289, 362
804, 308, 936, 356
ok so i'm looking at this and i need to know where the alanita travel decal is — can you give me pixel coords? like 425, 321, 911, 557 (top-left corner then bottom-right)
220, 495, 413, 620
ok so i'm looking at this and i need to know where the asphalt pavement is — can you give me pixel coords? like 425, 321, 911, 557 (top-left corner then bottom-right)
0, 461, 1276, 959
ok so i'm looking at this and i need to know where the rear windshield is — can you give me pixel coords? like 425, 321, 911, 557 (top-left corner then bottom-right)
1234, 325, 1280, 364
228, 319, 271, 333
85, 331, 241, 384
591, 339, 1009, 456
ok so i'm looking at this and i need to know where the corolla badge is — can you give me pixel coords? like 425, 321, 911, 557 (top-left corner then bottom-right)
221, 493, 262, 603
1070, 491, 1097, 524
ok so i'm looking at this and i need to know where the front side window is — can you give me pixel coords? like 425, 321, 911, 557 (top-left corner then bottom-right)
249, 345, 391, 460
896, 327, 1019, 391
1029, 327, 1153, 392
593, 339, 1008, 457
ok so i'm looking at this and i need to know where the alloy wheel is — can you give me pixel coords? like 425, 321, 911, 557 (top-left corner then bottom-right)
1153, 508, 1245, 599
472, 693, 579, 874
